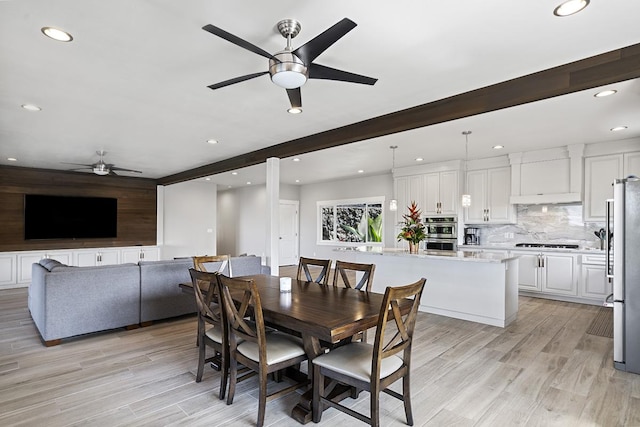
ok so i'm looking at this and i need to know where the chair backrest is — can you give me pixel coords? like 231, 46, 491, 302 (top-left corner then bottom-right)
332, 260, 375, 291
372, 278, 426, 377
297, 257, 331, 285
193, 255, 231, 275
217, 274, 267, 360
189, 268, 225, 326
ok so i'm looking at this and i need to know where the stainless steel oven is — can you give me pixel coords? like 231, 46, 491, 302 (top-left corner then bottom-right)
424, 216, 457, 251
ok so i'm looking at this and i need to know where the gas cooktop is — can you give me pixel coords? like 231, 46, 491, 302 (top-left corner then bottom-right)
515, 243, 580, 249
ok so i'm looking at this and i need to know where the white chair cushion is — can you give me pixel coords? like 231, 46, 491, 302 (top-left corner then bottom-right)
237, 332, 305, 365
312, 342, 404, 382
205, 326, 223, 344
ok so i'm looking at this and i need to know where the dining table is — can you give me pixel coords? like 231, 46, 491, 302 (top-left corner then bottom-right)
181, 273, 413, 424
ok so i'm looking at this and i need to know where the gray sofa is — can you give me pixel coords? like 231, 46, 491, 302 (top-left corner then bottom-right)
29, 255, 270, 346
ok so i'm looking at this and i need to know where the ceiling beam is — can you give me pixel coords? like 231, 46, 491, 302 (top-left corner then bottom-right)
158, 42, 640, 186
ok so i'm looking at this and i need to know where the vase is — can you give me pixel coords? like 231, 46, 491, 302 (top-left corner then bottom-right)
408, 242, 419, 254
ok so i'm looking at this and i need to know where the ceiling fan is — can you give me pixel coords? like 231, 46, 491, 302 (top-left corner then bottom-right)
202, 17, 377, 112
63, 150, 142, 176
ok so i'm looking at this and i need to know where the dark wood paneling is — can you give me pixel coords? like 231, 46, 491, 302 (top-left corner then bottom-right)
0, 166, 158, 252
158, 42, 640, 186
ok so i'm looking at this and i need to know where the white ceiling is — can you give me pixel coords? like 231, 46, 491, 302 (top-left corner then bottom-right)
1, 0, 639, 187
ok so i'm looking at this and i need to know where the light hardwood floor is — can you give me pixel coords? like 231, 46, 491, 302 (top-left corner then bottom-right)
1, 281, 639, 426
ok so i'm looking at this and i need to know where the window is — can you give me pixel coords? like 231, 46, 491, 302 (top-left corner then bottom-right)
317, 197, 384, 246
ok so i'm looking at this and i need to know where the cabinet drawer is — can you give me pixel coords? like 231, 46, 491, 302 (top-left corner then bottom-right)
581, 254, 605, 265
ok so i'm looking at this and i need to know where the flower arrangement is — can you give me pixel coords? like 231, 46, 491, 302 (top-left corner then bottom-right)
397, 201, 426, 246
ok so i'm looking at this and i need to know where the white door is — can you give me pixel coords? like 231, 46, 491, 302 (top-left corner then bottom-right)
279, 200, 299, 266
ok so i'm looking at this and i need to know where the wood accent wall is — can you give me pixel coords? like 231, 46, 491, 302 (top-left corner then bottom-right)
0, 165, 158, 252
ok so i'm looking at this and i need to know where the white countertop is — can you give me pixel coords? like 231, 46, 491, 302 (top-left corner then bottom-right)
458, 244, 606, 255
334, 246, 518, 263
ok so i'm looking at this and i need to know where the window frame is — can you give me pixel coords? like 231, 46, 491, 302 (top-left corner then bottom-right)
316, 197, 385, 247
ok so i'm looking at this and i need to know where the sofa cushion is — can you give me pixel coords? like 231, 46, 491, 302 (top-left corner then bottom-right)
39, 258, 64, 271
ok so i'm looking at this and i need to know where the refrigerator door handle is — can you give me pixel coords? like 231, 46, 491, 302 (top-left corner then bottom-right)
606, 198, 614, 279
604, 293, 614, 308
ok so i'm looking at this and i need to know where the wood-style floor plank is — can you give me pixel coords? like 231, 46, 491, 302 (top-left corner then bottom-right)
2, 280, 640, 426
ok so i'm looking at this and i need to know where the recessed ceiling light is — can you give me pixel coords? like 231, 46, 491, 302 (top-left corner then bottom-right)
493, 145, 504, 150
415, 157, 424, 162
287, 107, 302, 114
295, 179, 300, 183
292, 158, 300, 162
206, 139, 218, 144
7, 157, 17, 162
553, 0, 589, 16
594, 89, 617, 98
357, 170, 364, 174
228, 185, 232, 188
41, 26, 73, 42
246, 181, 252, 185
205, 177, 211, 181
21, 104, 41, 111
231, 172, 238, 175
611, 126, 628, 132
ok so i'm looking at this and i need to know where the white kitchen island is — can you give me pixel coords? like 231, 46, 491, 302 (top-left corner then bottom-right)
335, 247, 519, 327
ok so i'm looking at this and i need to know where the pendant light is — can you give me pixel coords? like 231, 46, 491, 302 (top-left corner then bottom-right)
389, 145, 398, 211
461, 131, 472, 208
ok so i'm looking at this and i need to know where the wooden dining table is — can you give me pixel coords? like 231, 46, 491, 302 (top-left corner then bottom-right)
181, 274, 412, 424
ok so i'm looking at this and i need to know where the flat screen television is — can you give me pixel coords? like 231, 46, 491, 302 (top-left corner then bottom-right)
24, 194, 118, 240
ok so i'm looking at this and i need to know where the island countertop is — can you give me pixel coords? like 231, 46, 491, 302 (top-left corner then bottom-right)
335, 246, 518, 263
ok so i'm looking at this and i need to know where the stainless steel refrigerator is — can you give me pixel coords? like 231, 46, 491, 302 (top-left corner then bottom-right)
606, 177, 640, 374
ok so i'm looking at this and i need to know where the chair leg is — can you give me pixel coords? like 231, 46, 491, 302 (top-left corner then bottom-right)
403, 374, 414, 426
196, 337, 205, 382
218, 348, 228, 400
257, 369, 268, 427
312, 364, 324, 423
226, 357, 237, 405
371, 388, 380, 427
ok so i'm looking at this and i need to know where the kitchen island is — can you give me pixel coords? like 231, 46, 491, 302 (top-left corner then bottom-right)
335, 247, 519, 327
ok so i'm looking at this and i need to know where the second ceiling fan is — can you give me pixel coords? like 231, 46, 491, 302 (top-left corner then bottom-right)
203, 18, 377, 112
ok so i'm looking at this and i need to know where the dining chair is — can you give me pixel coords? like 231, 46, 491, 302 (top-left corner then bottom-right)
311, 277, 427, 427
217, 273, 309, 427
332, 260, 375, 291
193, 254, 231, 275
296, 257, 331, 285
188, 268, 229, 400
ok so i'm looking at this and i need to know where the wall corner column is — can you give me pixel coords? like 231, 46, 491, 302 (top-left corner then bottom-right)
265, 158, 280, 276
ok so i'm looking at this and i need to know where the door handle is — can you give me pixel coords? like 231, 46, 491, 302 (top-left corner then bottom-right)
606, 199, 613, 278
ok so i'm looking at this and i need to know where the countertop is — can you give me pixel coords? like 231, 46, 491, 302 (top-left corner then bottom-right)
334, 246, 518, 263
458, 244, 606, 255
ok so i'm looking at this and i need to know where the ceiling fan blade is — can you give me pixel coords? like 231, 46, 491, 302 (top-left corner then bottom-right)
61, 162, 94, 167
286, 88, 302, 109
208, 71, 269, 90
202, 24, 279, 62
309, 63, 377, 85
111, 166, 142, 173
292, 18, 357, 64
67, 167, 93, 171
108, 170, 118, 176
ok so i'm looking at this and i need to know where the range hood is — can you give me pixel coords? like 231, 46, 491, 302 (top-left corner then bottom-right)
510, 192, 581, 205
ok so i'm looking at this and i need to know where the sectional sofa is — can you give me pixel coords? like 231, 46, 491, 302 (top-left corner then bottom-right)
28, 255, 269, 346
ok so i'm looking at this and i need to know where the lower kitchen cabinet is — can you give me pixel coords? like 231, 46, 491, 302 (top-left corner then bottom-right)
512, 251, 577, 296
579, 254, 610, 301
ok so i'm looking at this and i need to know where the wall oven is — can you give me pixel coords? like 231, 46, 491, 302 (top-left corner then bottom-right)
424, 216, 457, 251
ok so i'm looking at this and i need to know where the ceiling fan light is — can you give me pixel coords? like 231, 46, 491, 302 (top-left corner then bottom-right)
288, 107, 302, 114
93, 164, 109, 175
272, 70, 307, 89
269, 51, 308, 89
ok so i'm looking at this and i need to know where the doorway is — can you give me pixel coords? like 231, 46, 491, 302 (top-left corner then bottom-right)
279, 200, 299, 266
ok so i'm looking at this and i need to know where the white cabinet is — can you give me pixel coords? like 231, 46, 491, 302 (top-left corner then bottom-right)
465, 167, 514, 224
579, 254, 610, 301
512, 250, 577, 296
75, 249, 120, 267
17, 251, 72, 284
0, 254, 17, 287
584, 152, 640, 221
395, 175, 425, 215
121, 246, 160, 263
423, 171, 458, 215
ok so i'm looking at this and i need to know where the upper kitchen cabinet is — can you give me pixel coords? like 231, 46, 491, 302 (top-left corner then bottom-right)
584, 150, 640, 221
424, 170, 458, 215
394, 175, 425, 217
509, 145, 584, 205
465, 166, 515, 224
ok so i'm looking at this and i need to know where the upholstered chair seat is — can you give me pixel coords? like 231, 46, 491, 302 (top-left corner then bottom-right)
312, 342, 403, 382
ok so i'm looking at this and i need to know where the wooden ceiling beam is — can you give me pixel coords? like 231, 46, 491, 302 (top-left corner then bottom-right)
158, 42, 640, 186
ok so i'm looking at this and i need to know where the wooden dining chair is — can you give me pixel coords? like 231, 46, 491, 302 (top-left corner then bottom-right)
217, 274, 309, 427
311, 277, 427, 427
332, 260, 375, 291
296, 257, 331, 285
188, 268, 229, 400
193, 254, 231, 275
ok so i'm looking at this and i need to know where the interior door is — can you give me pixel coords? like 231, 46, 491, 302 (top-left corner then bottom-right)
279, 200, 299, 266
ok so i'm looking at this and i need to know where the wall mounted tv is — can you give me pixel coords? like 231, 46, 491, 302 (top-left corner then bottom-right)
24, 194, 118, 240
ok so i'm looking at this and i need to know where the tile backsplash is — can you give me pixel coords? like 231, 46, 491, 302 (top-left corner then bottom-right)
468, 204, 606, 249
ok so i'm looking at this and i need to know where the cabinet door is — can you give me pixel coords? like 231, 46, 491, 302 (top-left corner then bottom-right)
625, 151, 640, 177
515, 252, 541, 292
465, 169, 487, 223
0, 254, 17, 286
408, 175, 425, 212
140, 247, 160, 261
580, 264, 610, 300
423, 173, 440, 215
438, 171, 459, 214
76, 251, 98, 267
584, 155, 623, 221
121, 249, 143, 264
486, 167, 514, 224
542, 254, 577, 296
99, 250, 120, 265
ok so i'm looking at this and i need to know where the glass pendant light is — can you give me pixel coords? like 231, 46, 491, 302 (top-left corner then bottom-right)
461, 131, 472, 208
389, 145, 398, 211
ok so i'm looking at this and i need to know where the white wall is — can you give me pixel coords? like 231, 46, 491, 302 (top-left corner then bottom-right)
162, 180, 217, 259
217, 183, 300, 258
299, 173, 394, 260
